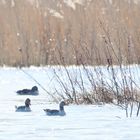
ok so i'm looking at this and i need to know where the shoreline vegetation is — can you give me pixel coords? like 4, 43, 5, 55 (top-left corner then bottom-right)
0, 0, 140, 66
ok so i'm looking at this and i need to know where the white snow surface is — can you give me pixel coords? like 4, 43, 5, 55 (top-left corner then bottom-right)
49, 9, 63, 19
0, 66, 140, 140
63, 0, 88, 10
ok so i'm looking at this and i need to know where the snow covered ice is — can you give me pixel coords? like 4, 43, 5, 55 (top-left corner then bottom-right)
0, 66, 140, 140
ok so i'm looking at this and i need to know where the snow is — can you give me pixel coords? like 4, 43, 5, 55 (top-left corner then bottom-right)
0, 66, 140, 140
49, 9, 63, 19
11, 0, 15, 7
63, 0, 85, 10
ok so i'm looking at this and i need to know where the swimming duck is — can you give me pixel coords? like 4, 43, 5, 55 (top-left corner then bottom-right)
15, 98, 31, 112
43, 101, 66, 116
16, 86, 39, 95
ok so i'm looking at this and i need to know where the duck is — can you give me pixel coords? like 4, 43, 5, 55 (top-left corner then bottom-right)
15, 98, 31, 112
16, 86, 39, 95
43, 101, 66, 116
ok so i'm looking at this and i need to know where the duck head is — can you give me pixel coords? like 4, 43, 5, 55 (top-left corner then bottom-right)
32, 86, 38, 91
25, 98, 31, 107
59, 101, 66, 111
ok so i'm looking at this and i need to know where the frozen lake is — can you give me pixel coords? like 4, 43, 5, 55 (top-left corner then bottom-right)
0, 66, 140, 140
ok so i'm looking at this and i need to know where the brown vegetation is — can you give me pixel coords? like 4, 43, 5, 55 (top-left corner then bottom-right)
0, 0, 140, 66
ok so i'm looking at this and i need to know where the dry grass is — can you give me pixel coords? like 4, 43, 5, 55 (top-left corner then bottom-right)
0, 0, 140, 66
